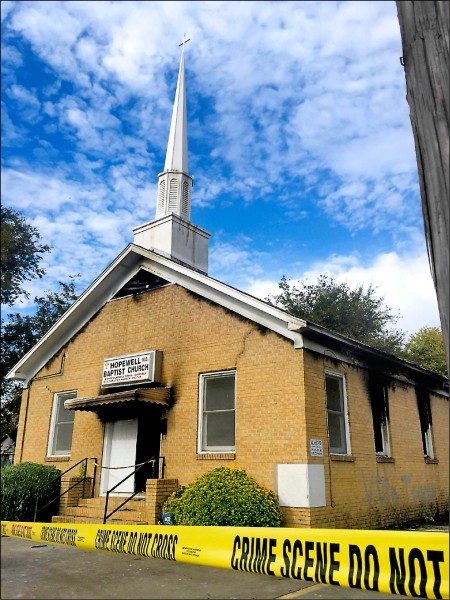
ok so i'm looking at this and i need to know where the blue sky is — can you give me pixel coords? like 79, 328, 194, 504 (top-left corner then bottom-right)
1, 0, 441, 337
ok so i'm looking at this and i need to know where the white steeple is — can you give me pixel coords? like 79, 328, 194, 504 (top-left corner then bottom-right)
164, 43, 188, 173
155, 37, 193, 220
133, 38, 210, 274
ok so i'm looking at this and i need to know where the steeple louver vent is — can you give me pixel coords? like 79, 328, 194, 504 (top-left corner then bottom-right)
169, 179, 179, 211
158, 180, 166, 214
182, 181, 189, 218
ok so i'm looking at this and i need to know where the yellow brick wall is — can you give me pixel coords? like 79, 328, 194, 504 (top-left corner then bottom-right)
14, 283, 448, 529
15, 284, 307, 491
300, 352, 449, 529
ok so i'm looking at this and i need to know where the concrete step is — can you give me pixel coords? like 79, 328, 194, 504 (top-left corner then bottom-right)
55, 494, 148, 525
77, 496, 145, 508
52, 515, 148, 525
59, 505, 147, 520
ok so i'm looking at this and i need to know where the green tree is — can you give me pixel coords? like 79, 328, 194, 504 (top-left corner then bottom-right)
1, 277, 79, 440
267, 274, 405, 355
1, 206, 51, 306
403, 326, 447, 378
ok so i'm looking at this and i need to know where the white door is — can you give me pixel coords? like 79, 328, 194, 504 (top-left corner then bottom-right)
100, 419, 138, 495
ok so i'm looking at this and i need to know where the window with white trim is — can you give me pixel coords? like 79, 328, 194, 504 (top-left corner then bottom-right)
199, 371, 236, 452
47, 391, 76, 456
367, 374, 391, 457
325, 371, 351, 455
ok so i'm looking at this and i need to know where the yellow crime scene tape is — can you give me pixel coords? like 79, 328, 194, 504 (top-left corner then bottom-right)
1, 521, 448, 599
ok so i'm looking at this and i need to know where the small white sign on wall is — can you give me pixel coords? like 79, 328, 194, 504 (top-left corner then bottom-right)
310, 439, 323, 457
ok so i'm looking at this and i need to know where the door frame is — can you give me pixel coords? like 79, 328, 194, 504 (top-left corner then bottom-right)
100, 419, 138, 495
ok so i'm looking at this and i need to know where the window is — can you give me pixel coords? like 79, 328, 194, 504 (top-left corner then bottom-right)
325, 371, 351, 455
376, 413, 391, 457
367, 373, 391, 457
422, 426, 434, 460
199, 371, 236, 452
416, 389, 434, 459
47, 391, 76, 456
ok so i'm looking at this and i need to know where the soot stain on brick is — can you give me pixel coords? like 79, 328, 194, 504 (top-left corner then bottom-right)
184, 289, 272, 337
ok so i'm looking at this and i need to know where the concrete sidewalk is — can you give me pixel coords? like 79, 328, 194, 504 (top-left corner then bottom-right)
1, 535, 399, 599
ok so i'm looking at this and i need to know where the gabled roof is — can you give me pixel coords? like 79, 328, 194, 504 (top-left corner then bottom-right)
6, 244, 308, 385
7, 244, 448, 394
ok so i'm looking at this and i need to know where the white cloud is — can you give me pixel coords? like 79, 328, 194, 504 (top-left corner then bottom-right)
0, 1, 15, 23
1, 163, 156, 298
326, 128, 416, 178
209, 236, 266, 287
0, 102, 27, 145
2, 0, 439, 342
7, 83, 39, 106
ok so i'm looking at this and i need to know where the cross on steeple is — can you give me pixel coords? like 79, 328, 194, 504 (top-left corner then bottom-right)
178, 34, 190, 51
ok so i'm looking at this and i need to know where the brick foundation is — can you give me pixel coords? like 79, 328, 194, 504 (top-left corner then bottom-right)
59, 476, 93, 512
145, 478, 179, 524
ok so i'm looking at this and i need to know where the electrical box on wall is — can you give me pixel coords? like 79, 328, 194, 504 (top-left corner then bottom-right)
101, 350, 163, 388
277, 464, 326, 508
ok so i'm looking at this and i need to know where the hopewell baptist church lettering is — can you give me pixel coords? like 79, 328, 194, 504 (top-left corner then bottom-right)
102, 351, 162, 387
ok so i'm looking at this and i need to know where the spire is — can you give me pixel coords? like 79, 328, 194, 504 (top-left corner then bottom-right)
133, 36, 210, 274
155, 37, 193, 220
164, 40, 189, 172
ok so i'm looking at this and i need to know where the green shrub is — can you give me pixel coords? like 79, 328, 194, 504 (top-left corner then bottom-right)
161, 467, 282, 527
1, 462, 62, 522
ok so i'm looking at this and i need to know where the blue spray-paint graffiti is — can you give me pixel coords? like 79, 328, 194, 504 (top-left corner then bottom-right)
361, 471, 436, 506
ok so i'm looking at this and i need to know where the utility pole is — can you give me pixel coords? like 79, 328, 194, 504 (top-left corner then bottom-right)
396, 0, 449, 373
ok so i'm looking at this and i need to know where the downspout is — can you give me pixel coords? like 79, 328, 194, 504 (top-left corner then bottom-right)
33, 353, 66, 381
16, 353, 67, 463
18, 380, 32, 463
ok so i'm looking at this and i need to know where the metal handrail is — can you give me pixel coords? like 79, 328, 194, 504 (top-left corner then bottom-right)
33, 457, 97, 522
102, 457, 164, 524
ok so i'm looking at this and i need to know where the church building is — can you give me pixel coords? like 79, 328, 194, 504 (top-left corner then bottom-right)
7, 45, 448, 529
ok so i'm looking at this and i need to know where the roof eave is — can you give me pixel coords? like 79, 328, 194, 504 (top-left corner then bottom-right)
5, 244, 307, 385
8, 243, 446, 392
302, 321, 449, 388
5, 245, 142, 385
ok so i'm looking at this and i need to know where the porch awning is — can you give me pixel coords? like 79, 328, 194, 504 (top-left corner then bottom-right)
64, 387, 171, 411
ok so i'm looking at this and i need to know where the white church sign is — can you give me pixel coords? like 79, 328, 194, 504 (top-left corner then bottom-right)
102, 350, 162, 388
